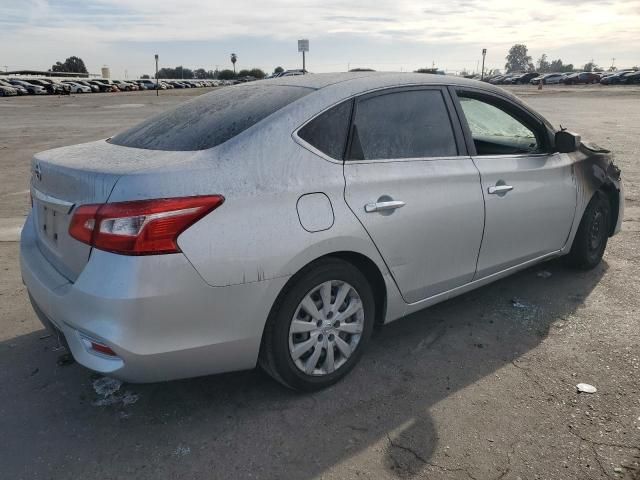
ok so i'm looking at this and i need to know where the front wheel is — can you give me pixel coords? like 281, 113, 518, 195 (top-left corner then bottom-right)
565, 191, 611, 270
259, 258, 375, 391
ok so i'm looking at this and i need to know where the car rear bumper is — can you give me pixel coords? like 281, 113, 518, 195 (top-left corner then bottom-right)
20, 213, 288, 383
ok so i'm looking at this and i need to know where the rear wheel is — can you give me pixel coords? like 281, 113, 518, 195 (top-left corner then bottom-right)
566, 191, 611, 270
260, 258, 375, 391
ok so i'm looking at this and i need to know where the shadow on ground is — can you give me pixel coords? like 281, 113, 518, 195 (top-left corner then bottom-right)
0, 259, 608, 479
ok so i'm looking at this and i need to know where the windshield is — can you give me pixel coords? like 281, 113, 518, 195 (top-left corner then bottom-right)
109, 84, 311, 151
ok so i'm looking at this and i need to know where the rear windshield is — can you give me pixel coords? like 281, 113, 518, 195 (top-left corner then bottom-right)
109, 84, 311, 151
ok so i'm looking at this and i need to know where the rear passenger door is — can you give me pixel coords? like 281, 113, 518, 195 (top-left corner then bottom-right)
341, 87, 485, 303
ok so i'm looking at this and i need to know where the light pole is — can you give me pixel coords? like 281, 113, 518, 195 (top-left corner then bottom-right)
154, 54, 159, 96
481, 49, 487, 81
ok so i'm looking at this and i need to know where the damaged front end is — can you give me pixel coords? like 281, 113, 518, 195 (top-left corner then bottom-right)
572, 140, 623, 236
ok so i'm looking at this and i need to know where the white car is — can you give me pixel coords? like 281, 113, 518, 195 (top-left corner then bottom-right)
63, 82, 92, 93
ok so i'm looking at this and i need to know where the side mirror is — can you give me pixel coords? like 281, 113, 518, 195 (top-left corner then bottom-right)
555, 130, 581, 153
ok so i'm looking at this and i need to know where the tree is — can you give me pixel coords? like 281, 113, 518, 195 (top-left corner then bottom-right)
505, 44, 533, 73
140, 74, 150, 79
549, 59, 574, 72
50, 56, 88, 74
156, 66, 193, 79
349, 68, 376, 72
583, 61, 599, 72
230, 53, 237, 73
273, 66, 284, 74
193, 68, 207, 79
537, 54, 550, 73
217, 69, 236, 80
414, 67, 438, 74
247, 68, 265, 79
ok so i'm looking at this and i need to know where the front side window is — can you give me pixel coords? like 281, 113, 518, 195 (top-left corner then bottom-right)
458, 95, 541, 155
348, 89, 458, 160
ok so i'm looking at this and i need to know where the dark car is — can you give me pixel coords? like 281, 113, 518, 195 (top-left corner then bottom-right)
9, 79, 47, 95
600, 71, 635, 85
562, 72, 601, 85
22, 79, 59, 94
75, 80, 100, 92
510, 72, 539, 84
48, 79, 72, 94
622, 71, 640, 84
89, 80, 114, 92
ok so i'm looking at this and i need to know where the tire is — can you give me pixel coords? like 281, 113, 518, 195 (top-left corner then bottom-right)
565, 191, 611, 270
259, 258, 375, 391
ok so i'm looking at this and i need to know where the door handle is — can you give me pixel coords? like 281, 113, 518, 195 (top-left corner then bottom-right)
488, 185, 514, 195
365, 200, 406, 213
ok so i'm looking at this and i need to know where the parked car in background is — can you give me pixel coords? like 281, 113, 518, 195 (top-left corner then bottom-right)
93, 79, 120, 92
62, 81, 91, 93
22, 78, 60, 94
0, 79, 28, 95
600, 71, 634, 85
277, 69, 306, 77
489, 74, 519, 85
0, 84, 18, 96
21, 73, 623, 391
88, 80, 112, 92
562, 72, 601, 85
530, 73, 566, 85
509, 72, 539, 84
75, 80, 100, 92
137, 79, 159, 90
9, 79, 47, 95
622, 71, 640, 84
48, 79, 72, 94
112, 80, 139, 91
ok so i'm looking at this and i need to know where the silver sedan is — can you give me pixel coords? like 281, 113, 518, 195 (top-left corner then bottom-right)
20, 73, 624, 390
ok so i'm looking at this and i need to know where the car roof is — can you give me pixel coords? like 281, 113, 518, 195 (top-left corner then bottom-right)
260, 71, 506, 95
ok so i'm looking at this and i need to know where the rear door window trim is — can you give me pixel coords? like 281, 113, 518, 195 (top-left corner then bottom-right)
344, 85, 467, 163
293, 85, 470, 164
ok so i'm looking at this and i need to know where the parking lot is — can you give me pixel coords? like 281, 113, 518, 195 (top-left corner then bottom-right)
0, 85, 639, 479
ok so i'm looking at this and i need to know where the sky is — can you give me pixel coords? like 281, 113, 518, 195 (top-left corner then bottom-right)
1, 0, 639, 78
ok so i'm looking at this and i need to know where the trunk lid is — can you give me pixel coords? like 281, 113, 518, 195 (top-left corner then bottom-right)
30, 140, 197, 281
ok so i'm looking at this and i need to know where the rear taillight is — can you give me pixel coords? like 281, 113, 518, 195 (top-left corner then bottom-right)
69, 195, 224, 255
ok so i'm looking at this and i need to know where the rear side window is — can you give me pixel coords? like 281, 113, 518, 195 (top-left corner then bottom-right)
109, 84, 311, 151
348, 89, 457, 160
298, 100, 352, 159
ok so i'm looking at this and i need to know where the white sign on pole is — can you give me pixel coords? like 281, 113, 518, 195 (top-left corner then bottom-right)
298, 39, 309, 52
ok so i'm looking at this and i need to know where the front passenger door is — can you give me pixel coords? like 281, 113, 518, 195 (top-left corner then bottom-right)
454, 91, 577, 278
